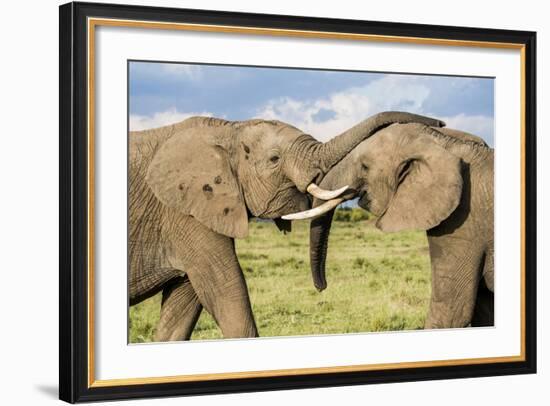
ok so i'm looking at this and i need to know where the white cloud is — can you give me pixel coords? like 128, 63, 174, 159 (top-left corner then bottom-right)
129, 108, 213, 131
256, 75, 432, 141
256, 75, 492, 145
439, 114, 494, 145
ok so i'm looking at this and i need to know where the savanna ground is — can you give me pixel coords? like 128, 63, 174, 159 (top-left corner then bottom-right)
129, 209, 432, 342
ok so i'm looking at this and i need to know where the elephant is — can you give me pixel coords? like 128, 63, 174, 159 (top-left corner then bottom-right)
129, 112, 445, 341
284, 120, 494, 329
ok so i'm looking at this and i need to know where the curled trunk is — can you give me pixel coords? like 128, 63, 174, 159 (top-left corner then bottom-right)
316, 112, 445, 173
286, 111, 445, 192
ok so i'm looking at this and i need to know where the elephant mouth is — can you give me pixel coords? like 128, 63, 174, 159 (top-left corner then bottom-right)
358, 189, 370, 210
358, 189, 389, 219
259, 185, 311, 219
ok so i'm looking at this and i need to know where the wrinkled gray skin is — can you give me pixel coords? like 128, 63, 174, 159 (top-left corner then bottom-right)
129, 113, 444, 341
309, 122, 494, 328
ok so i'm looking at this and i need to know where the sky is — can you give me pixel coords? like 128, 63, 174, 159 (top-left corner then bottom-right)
129, 61, 494, 146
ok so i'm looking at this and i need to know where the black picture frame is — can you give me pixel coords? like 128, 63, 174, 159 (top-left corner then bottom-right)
59, 1, 537, 403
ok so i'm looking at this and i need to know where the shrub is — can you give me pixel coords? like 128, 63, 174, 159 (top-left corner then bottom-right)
350, 209, 370, 222
333, 207, 351, 222
334, 208, 370, 222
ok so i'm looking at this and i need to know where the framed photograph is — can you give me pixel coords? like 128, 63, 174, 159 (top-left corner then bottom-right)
59, 1, 537, 403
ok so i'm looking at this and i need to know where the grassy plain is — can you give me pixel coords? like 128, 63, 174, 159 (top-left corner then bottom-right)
129, 211, 431, 342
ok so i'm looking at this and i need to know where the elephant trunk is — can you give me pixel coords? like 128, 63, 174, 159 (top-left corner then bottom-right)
307, 158, 357, 291
286, 111, 445, 193
316, 112, 445, 173
309, 209, 336, 291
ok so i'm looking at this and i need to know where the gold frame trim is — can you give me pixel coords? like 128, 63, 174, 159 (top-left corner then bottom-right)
87, 17, 527, 388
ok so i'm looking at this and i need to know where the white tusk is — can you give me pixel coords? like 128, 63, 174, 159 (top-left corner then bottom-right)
306, 183, 349, 200
282, 198, 345, 220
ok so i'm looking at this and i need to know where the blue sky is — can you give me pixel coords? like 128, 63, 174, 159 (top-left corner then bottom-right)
129, 61, 494, 146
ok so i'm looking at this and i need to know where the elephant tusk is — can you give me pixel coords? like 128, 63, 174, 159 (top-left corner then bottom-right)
282, 198, 345, 220
306, 183, 349, 200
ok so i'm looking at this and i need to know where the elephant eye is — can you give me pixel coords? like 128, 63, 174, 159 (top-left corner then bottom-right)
270, 155, 280, 164
398, 160, 414, 184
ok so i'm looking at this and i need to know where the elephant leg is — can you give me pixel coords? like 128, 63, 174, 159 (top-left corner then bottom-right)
129, 266, 182, 306
169, 217, 259, 338
186, 260, 258, 338
154, 275, 203, 341
425, 235, 485, 329
471, 281, 494, 327
471, 248, 494, 327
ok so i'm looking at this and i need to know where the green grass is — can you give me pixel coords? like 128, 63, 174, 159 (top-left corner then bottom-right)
129, 213, 431, 342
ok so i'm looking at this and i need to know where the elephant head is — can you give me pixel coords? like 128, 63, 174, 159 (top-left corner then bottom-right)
145, 113, 445, 239
284, 122, 472, 291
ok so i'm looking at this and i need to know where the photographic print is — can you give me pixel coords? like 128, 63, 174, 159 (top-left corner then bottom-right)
60, 3, 535, 401
128, 62, 495, 343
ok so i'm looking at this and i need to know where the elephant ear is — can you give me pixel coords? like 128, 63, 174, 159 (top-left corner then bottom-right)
376, 131, 463, 232
146, 128, 248, 238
